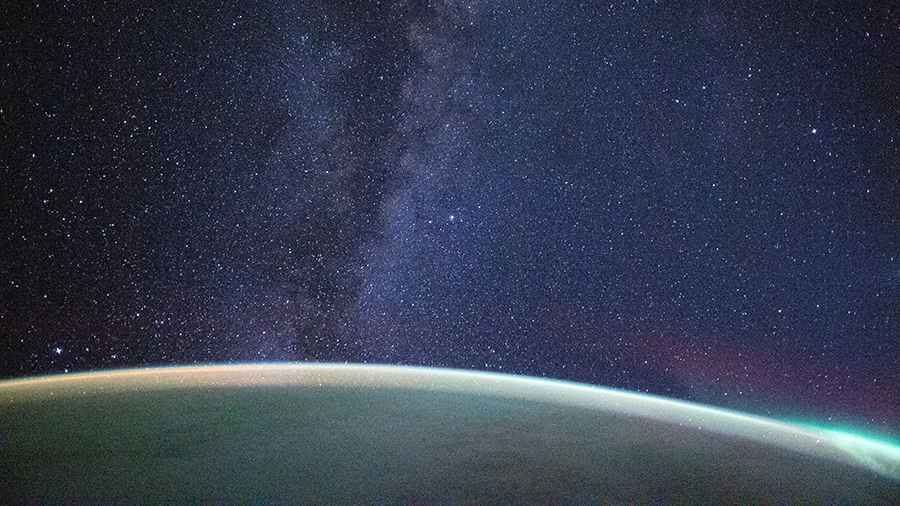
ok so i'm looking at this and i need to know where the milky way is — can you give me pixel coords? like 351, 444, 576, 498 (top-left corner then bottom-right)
2, 0, 898, 433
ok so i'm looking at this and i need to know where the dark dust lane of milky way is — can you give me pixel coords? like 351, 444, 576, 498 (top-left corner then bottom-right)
1, 1, 898, 434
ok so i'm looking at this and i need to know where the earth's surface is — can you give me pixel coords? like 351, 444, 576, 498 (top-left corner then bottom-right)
1, 363, 897, 503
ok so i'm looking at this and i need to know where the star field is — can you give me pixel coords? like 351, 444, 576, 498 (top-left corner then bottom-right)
1, 0, 898, 433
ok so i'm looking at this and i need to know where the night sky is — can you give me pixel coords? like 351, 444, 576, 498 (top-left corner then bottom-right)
2, 1, 898, 434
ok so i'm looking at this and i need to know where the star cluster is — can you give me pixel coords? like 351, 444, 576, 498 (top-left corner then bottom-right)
1, 0, 898, 433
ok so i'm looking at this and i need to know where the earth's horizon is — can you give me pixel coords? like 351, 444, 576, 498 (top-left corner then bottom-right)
1, 363, 898, 503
